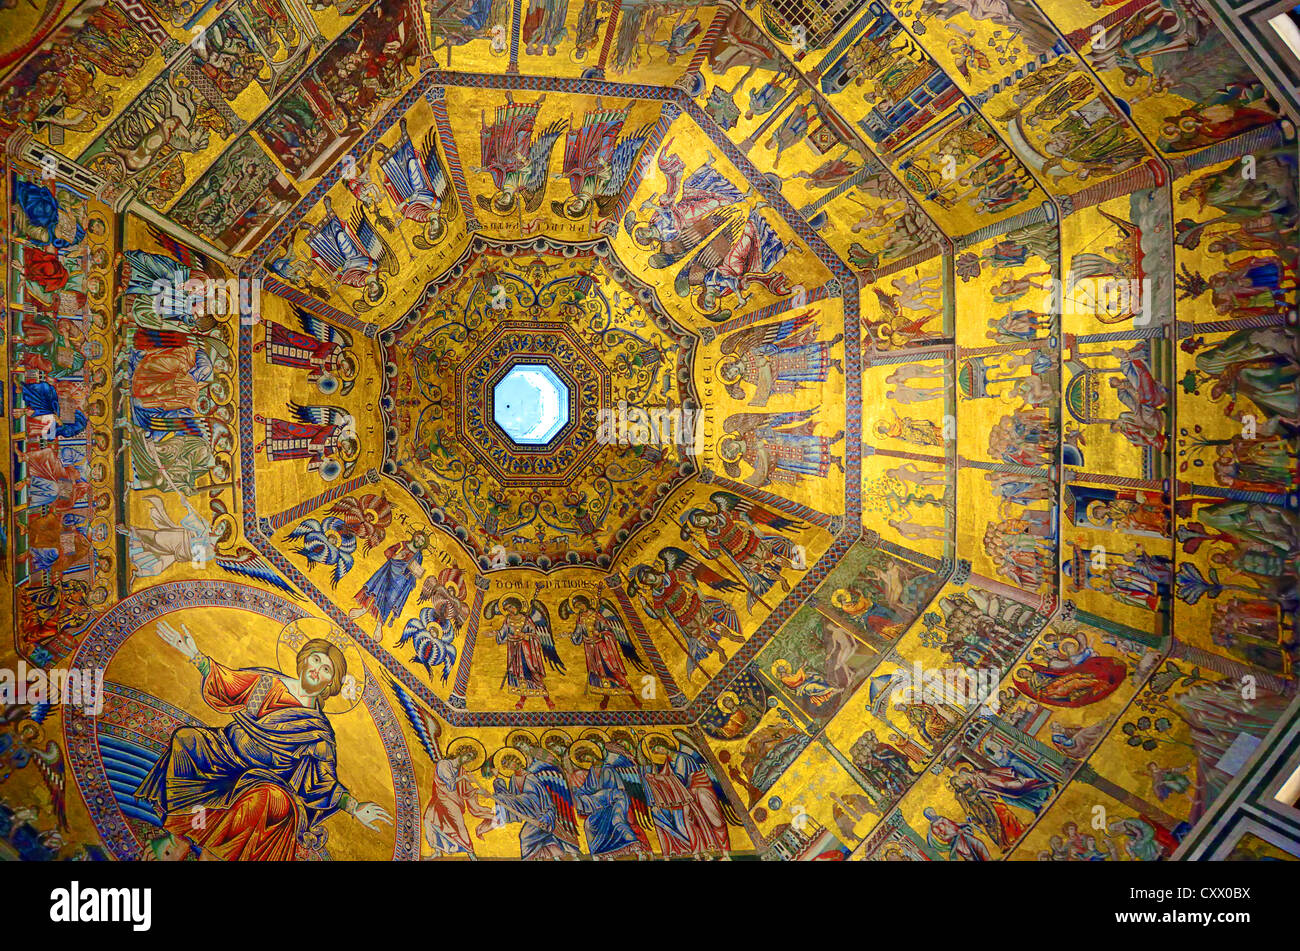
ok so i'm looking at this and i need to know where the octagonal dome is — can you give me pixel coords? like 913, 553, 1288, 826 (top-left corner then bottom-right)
16, 0, 1298, 868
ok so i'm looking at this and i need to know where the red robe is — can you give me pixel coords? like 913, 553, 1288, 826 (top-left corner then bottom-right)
24, 247, 69, 296
151, 663, 340, 861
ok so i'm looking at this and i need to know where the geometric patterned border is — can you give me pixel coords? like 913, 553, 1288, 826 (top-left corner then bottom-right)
237, 69, 864, 728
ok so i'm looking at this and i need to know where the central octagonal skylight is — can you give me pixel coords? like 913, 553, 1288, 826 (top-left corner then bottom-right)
493, 363, 570, 446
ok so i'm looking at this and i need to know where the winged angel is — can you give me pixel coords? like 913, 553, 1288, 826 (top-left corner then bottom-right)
483, 597, 566, 709
626, 140, 795, 320
477, 93, 568, 215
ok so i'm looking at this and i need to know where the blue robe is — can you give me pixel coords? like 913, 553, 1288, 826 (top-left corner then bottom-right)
495, 761, 578, 859
124, 250, 200, 325
22, 381, 86, 438
13, 176, 83, 249
573, 766, 641, 857
355, 543, 422, 627
136, 664, 350, 854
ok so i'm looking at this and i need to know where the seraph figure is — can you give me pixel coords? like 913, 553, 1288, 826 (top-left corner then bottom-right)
398, 607, 459, 683
285, 492, 392, 588
395, 568, 470, 683
285, 515, 358, 588
328, 493, 394, 554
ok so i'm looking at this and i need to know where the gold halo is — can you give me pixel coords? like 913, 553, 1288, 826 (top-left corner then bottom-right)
539, 729, 571, 754
568, 739, 602, 769
579, 728, 609, 745
275, 616, 366, 715
446, 736, 487, 772
718, 438, 743, 462
492, 746, 527, 777
505, 729, 538, 751
641, 732, 677, 765
607, 727, 637, 750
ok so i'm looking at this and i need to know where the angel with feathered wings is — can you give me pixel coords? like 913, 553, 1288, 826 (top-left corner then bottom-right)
627, 547, 744, 679
625, 140, 747, 269
389, 680, 496, 858
483, 597, 565, 709
477, 93, 568, 215
719, 409, 844, 489
256, 306, 356, 396
257, 401, 358, 482
717, 312, 844, 407
680, 491, 805, 609
553, 102, 652, 223
303, 196, 398, 312
378, 116, 460, 249
558, 595, 647, 710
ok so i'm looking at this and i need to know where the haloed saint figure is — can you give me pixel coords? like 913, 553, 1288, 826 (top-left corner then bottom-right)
137, 620, 392, 860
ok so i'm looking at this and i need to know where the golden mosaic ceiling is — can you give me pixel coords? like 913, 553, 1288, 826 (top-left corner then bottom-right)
0, 0, 1297, 863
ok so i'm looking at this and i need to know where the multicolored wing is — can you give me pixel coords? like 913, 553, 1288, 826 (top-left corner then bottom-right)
656, 545, 743, 594
613, 758, 654, 831
719, 312, 815, 356
147, 223, 217, 275
213, 548, 300, 599
691, 561, 746, 595
674, 730, 745, 827
523, 119, 569, 205
388, 677, 443, 763
703, 597, 741, 635
32, 741, 67, 830
350, 206, 398, 274
534, 761, 579, 846
598, 599, 646, 671
608, 124, 653, 195
296, 307, 352, 349
420, 129, 454, 209
710, 491, 804, 533
530, 600, 567, 673
289, 401, 351, 428
725, 409, 820, 443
